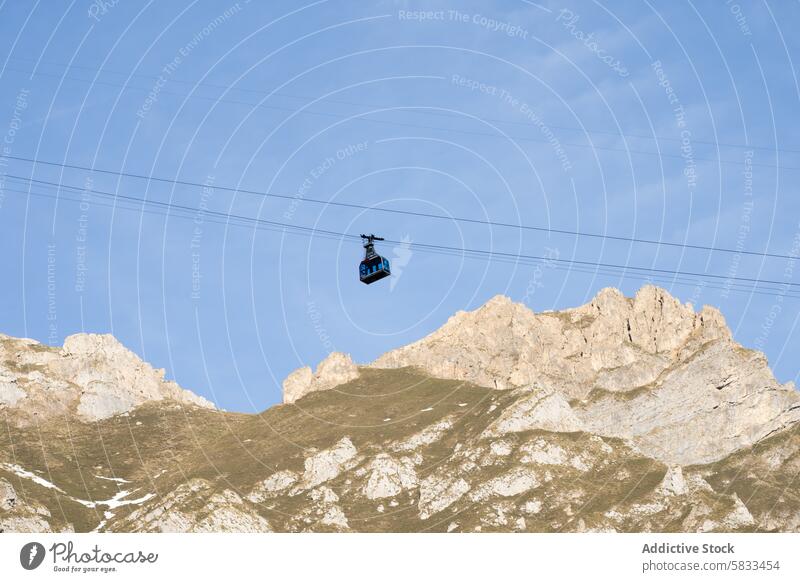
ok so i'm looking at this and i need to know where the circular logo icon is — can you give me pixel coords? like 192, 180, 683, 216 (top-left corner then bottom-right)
20, 542, 46, 570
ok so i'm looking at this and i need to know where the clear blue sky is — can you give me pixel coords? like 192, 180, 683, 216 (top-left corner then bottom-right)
1, 1, 799, 412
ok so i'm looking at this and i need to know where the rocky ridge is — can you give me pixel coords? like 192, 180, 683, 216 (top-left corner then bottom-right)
1, 286, 799, 533
0, 332, 213, 423
282, 351, 359, 404
369, 286, 800, 465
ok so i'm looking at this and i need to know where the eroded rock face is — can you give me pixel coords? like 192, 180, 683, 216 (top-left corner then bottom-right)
658, 466, 688, 496
247, 470, 299, 503
282, 352, 359, 404
301, 486, 350, 531
419, 473, 470, 520
300, 437, 359, 488
371, 286, 731, 399
469, 467, 540, 502
113, 479, 271, 533
0, 333, 214, 423
576, 337, 800, 464
483, 388, 583, 437
60, 334, 214, 420
369, 285, 799, 465
0, 377, 25, 406
362, 454, 417, 499
0, 478, 72, 533
1, 286, 799, 533
0, 479, 18, 514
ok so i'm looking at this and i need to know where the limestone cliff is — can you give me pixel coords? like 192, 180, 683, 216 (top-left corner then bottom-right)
0, 332, 214, 423
370, 286, 799, 465
1, 286, 799, 533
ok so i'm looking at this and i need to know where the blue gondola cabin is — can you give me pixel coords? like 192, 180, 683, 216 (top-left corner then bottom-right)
359, 234, 391, 285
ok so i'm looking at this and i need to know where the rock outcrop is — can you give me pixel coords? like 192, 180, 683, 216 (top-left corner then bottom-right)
483, 388, 583, 437
1, 285, 799, 533
362, 454, 418, 500
370, 285, 799, 465
299, 437, 360, 488
112, 479, 272, 533
0, 477, 75, 533
0, 332, 214, 423
577, 337, 800, 464
282, 352, 359, 404
372, 286, 731, 397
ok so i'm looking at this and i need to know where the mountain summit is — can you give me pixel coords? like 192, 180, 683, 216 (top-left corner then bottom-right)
373, 286, 732, 394
2, 286, 799, 533
0, 332, 213, 424
366, 286, 799, 465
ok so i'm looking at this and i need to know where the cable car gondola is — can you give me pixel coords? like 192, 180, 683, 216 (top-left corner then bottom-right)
359, 234, 391, 285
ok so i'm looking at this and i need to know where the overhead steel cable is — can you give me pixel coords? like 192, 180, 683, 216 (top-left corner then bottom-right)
4, 172, 800, 296
10, 181, 800, 300
1, 154, 797, 262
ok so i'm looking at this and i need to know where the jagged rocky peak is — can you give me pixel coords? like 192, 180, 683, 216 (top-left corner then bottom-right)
0, 332, 214, 424
369, 285, 797, 465
279, 285, 798, 465
370, 285, 732, 397
280, 286, 734, 401
585, 285, 730, 351
2, 287, 799, 533
283, 352, 359, 404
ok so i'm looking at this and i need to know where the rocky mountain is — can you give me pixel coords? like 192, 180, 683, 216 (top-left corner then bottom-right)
1, 286, 799, 533
372, 286, 800, 466
0, 332, 213, 424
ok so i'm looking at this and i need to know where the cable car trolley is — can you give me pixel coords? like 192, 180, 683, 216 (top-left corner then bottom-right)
359, 234, 391, 285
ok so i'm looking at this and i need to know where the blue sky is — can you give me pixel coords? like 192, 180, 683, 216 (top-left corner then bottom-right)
1, 0, 799, 412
